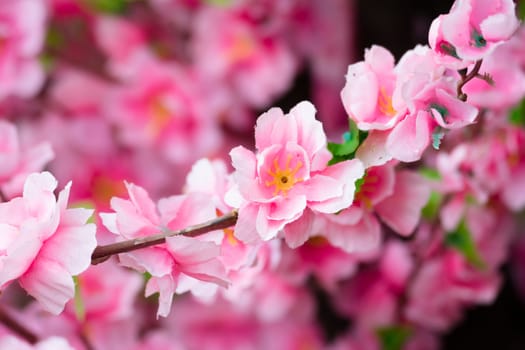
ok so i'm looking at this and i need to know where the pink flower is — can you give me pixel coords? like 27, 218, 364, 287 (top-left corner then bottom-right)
0, 172, 97, 314
0, 120, 54, 199
346, 44, 478, 163
166, 293, 322, 350
228, 101, 364, 243
100, 182, 228, 317
295, 236, 368, 291
286, 162, 430, 252
429, 0, 519, 62
65, 260, 143, 322
462, 43, 525, 111
191, 7, 298, 108
386, 82, 478, 162
333, 242, 414, 329
93, 16, 151, 79
105, 61, 222, 164
406, 206, 513, 331
341, 45, 401, 130
184, 158, 256, 272
0, 0, 47, 100
49, 68, 110, 115
184, 158, 233, 215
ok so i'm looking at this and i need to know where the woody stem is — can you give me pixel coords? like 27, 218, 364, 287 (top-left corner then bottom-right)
457, 59, 483, 101
0, 306, 39, 344
91, 210, 238, 265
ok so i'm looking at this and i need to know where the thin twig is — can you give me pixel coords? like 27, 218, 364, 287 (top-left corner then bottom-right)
457, 60, 483, 101
91, 210, 238, 265
0, 306, 39, 344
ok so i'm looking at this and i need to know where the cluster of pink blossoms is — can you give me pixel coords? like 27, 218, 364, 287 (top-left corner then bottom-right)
0, 0, 525, 349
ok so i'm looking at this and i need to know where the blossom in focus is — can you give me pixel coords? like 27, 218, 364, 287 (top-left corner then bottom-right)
341, 45, 400, 131
0, 172, 97, 314
228, 101, 364, 244
100, 182, 229, 317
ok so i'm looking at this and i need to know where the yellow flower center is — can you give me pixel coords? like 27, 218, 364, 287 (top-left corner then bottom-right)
228, 34, 255, 63
223, 227, 238, 246
507, 152, 520, 168
377, 87, 396, 117
147, 96, 173, 137
354, 173, 378, 210
265, 154, 303, 196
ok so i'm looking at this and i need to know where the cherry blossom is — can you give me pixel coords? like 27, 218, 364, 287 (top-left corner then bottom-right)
228, 101, 364, 243
0, 172, 97, 314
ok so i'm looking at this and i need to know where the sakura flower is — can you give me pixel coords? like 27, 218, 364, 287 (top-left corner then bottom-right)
65, 260, 143, 322
166, 293, 322, 350
341, 45, 401, 131
0, 0, 47, 101
468, 127, 525, 211
105, 61, 222, 164
405, 206, 514, 331
344, 44, 478, 163
0, 172, 97, 314
334, 241, 414, 329
228, 101, 364, 244
93, 15, 151, 80
191, 6, 297, 108
429, 0, 520, 63
0, 120, 54, 199
385, 79, 478, 162
184, 158, 255, 272
462, 42, 525, 111
284, 162, 430, 253
100, 183, 228, 317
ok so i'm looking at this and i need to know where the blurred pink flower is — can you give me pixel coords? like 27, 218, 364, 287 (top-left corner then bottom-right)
192, 6, 297, 108
105, 61, 222, 164
0, 0, 47, 100
0, 120, 54, 199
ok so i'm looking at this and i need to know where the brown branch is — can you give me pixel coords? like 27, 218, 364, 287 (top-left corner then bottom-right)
91, 210, 238, 265
457, 60, 483, 101
0, 306, 38, 344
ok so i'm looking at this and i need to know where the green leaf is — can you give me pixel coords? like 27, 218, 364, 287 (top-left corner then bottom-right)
85, 0, 128, 13
354, 174, 366, 194
519, 1, 525, 20
205, 0, 231, 5
70, 200, 96, 224
327, 119, 367, 165
445, 220, 486, 269
377, 325, 412, 350
419, 167, 441, 181
73, 276, 86, 322
421, 191, 443, 221
509, 99, 525, 126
